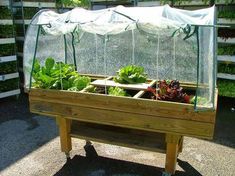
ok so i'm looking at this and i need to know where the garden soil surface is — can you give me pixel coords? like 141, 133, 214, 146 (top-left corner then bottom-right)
0, 94, 235, 176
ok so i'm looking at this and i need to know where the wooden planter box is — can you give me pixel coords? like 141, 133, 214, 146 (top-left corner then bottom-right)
29, 77, 217, 175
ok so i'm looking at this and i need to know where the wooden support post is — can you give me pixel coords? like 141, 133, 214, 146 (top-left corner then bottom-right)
57, 117, 72, 156
178, 136, 184, 154
165, 134, 181, 175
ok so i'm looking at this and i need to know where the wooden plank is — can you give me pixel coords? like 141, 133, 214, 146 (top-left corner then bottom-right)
57, 117, 72, 153
133, 90, 145, 98
0, 89, 20, 99
134, 80, 156, 98
0, 38, 15, 44
91, 79, 151, 90
29, 88, 216, 123
137, 1, 160, 7
0, 73, 19, 81
0, 55, 17, 63
14, 19, 31, 25
218, 37, 235, 44
0, 0, 9, 6
215, 0, 235, 5
71, 121, 166, 153
17, 52, 23, 57
178, 136, 184, 153
217, 18, 235, 25
173, 0, 209, 6
16, 37, 25, 41
165, 134, 180, 175
217, 55, 235, 63
29, 100, 215, 139
0, 19, 13, 25
217, 73, 235, 81
13, 1, 56, 8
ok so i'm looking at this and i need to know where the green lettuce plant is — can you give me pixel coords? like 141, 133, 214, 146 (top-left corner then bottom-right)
32, 57, 90, 91
108, 87, 129, 97
114, 65, 147, 84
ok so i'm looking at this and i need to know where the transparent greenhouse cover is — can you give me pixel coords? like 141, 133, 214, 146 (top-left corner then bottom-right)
24, 5, 216, 110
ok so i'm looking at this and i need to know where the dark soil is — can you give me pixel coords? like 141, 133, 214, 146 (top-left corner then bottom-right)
218, 28, 235, 39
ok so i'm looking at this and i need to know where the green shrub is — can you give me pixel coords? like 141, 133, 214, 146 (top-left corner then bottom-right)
218, 79, 235, 97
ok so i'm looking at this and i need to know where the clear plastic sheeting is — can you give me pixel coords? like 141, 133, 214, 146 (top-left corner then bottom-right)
23, 5, 216, 110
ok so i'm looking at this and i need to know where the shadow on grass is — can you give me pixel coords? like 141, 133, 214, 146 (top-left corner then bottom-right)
213, 96, 235, 148
54, 144, 202, 176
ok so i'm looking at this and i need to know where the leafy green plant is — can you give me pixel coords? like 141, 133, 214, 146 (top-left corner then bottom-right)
160, 0, 233, 5
216, 0, 235, 4
82, 85, 97, 93
160, 0, 210, 5
190, 96, 208, 105
147, 80, 190, 103
0, 44, 15, 57
218, 10, 235, 19
218, 63, 235, 74
56, 0, 89, 8
0, 78, 19, 92
0, 61, 17, 74
218, 79, 235, 97
32, 57, 90, 91
114, 65, 147, 84
0, 7, 11, 19
218, 46, 235, 55
14, 7, 41, 20
0, 25, 14, 38
108, 87, 129, 97
67, 76, 91, 91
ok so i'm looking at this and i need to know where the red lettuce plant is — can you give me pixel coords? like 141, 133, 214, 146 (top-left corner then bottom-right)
147, 80, 190, 103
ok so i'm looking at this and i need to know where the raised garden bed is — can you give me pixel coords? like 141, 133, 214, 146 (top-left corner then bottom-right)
29, 71, 217, 174
30, 77, 217, 138
29, 60, 217, 174
25, 6, 218, 175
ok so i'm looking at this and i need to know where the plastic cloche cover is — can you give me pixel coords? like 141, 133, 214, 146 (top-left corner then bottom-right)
23, 5, 216, 110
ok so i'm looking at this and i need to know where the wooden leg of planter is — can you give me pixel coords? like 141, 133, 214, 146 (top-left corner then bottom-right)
165, 134, 181, 175
57, 117, 72, 158
178, 136, 184, 154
